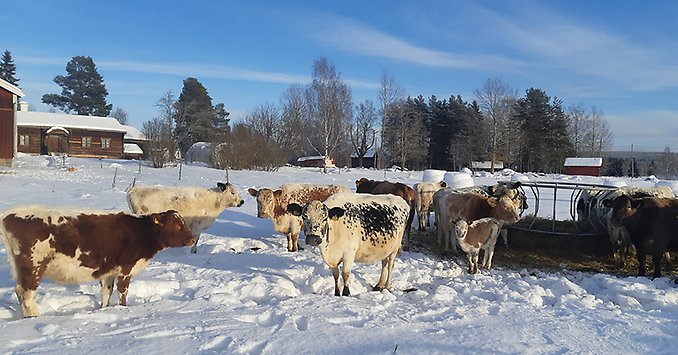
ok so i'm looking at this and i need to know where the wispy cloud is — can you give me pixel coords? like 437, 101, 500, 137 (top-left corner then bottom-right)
607, 110, 678, 151
470, 1, 678, 92
305, 14, 523, 72
16, 56, 379, 90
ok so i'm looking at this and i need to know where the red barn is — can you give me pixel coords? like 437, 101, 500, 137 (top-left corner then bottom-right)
563, 157, 603, 176
0, 79, 24, 166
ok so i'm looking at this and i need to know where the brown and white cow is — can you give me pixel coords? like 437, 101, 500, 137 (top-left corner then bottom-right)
413, 181, 447, 231
355, 178, 416, 250
454, 218, 502, 274
0, 206, 195, 317
287, 192, 410, 296
438, 192, 521, 254
127, 182, 244, 253
248, 183, 350, 252
603, 195, 678, 279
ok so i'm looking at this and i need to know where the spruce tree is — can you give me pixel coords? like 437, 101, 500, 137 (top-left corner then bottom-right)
174, 77, 230, 156
42, 56, 112, 116
0, 50, 19, 86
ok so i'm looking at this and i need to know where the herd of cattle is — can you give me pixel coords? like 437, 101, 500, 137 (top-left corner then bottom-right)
1, 177, 677, 317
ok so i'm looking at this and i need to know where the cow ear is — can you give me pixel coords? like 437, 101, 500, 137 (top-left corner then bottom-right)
487, 197, 498, 208
287, 203, 303, 216
217, 182, 228, 191
512, 181, 522, 189
247, 188, 258, 197
328, 207, 345, 221
440, 181, 447, 188
487, 185, 496, 195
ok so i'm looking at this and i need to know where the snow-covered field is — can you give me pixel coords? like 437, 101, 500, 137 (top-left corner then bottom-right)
1, 154, 678, 354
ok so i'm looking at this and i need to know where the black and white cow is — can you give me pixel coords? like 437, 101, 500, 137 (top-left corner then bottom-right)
287, 192, 410, 296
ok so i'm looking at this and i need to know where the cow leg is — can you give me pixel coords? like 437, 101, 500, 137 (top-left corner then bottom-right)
637, 252, 647, 277
473, 253, 480, 274
425, 209, 431, 227
286, 233, 294, 252
18, 288, 39, 318
651, 253, 663, 279
15, 264, 42, 317
374, 254, 394, 291
190, 234, 200, 254
116, 275, 131, 306
417, 208, 425, 231
331, 266, 341, 296
290, 233, 303, 252
500, 228, 508, 247
341, 260, 353, 296
100, 276, 115, 307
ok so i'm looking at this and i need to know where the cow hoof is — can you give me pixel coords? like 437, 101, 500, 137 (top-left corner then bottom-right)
372, 285, 384, 292
342, 287, 351, 297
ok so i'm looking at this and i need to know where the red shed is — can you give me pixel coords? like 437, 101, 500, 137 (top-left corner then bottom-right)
0, 79, 24, 166
563, 157, 603, 176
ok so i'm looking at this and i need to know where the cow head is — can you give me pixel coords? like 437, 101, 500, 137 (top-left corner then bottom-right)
151, 210, 196, 248
488, 181, 528, 210
355, 178, 374, 193
602, 195, 644, 227
287, 201, 344, 246
439, 181, 447, 188
216, 182, 245, 208
488, 195, 521, 223
248, 187, 280, 219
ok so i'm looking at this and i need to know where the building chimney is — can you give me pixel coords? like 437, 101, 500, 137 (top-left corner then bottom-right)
18, 101, 29, 111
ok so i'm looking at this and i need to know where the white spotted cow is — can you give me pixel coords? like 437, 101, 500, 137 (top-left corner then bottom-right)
287, 192, 410, 296
248, 184, 350, 252
454, 218, 502, 274
0, 206, 195, 317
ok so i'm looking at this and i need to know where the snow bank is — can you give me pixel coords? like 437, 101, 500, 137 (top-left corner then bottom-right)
655, 180, 678, 194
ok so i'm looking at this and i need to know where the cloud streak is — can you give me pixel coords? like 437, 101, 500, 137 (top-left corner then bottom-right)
306, 14, 523, 72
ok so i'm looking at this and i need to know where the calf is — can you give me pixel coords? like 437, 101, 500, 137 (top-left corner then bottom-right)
0, 206, 195, 317
413, 181, 447, 231
248, 183, 350, 252
438, 192, 521, 254
287, 192, 410, 296
603, 195, 678, 278
127, 182, 244, 253
355, 178, 416, 250
454, 218, 502, 274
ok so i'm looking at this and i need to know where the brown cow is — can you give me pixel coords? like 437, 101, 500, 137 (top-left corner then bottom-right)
248, 183, 350, 252
355, 178, 416, 250
0, 206, 195, 317
438, 192, 521, 254
603, 195, 678, 278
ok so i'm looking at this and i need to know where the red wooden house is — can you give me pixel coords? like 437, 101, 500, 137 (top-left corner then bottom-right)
0, 79, 24, 166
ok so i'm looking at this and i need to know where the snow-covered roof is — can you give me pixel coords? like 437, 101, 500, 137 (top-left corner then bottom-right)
564, 157, 603, 167
0, 78, 23, 97
297, 155, 331, 162
124, 143, 143, 154
350, 149, 377, 158
45, 126, 70, 135
17, 111, 127, 133
121, 124, 146, 141
471, 161, 504, 169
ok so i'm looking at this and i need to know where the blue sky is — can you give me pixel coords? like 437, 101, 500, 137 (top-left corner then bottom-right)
3, 0, 678, 151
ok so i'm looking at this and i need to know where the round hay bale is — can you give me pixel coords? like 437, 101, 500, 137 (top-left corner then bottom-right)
422, 169, 446, 182
655, 180, 678, 195
603, 178, 627, 188
511, 173, 530, 182
444, 172, 474, 189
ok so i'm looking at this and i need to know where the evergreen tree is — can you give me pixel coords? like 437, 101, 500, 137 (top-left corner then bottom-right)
0, 50, 19, 85
513, 88, 573, 173
42, 56, 112, 116
174, 77, 230, 156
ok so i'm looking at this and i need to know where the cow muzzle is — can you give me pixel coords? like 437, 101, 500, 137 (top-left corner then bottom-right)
237, 200, 244, 207
306, 235, 322, 246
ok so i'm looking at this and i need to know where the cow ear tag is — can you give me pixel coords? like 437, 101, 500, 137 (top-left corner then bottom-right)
331, 215, 339, 221
153, 217, 160, 225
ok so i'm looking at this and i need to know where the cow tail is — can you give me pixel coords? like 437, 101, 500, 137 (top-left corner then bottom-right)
0, 216, 17, 280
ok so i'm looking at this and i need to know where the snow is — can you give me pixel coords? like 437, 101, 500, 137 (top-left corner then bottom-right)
123, 143, 143, 155
1, 155, 678, 353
